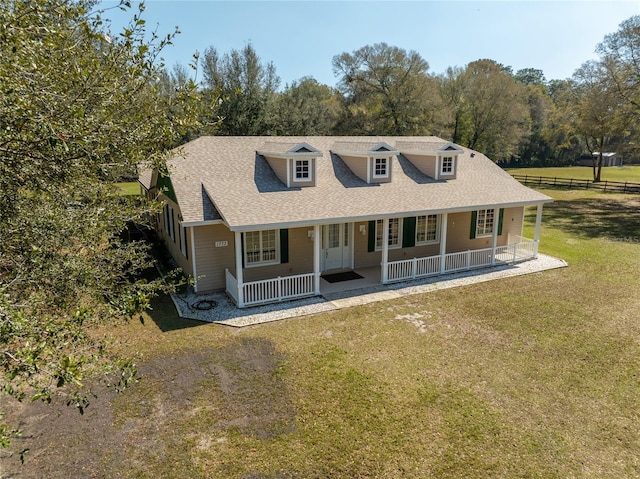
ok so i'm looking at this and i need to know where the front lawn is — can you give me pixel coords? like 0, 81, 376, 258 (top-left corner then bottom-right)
5, 188, 640, 478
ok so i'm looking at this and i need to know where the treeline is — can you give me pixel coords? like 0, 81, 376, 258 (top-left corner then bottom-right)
160, 16, 640, 174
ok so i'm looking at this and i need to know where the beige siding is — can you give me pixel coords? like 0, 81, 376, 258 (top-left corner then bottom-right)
265, 157, 288, 185
403, 153, 437, 178
340, 155, 369, 182
353, 221, 380, 268
445, 207, 524, 253
156, 194, 193, 275
193, 224, 235, 292
244, 227, 314, 282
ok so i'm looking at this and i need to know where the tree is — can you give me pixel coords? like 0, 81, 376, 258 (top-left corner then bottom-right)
459, 59, 530, 162
332, 43, 438, 135
274, 77, 342, 135
201, 43, 280, 135
571, 61, 629, 181
0, 0, 198, 448
437, 66, 470, 144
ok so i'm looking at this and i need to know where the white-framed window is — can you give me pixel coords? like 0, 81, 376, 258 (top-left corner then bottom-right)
179, 224, 188, 258
294, 159, 310, 181
244, 229, 279, 266
441, 156, 454, 175
373, 157, 388, 178
416, 214, 440, 244
476, 209, 494, 237
375, 218, 401, 250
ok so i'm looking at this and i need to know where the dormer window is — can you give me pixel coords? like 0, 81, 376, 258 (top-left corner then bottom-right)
374, 158, 388, 178
294, 159, 310, 181
441, 156, 454, 175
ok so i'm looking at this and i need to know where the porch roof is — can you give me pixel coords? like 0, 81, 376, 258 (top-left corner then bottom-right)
159, 136, 552, 229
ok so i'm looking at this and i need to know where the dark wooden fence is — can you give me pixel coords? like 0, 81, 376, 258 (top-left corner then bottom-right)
511, 174, 640, 194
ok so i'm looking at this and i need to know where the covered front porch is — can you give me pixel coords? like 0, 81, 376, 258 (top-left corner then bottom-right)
225, 205, 545, 308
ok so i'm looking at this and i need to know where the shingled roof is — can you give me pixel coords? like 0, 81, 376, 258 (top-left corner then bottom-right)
153, 136, 551, 230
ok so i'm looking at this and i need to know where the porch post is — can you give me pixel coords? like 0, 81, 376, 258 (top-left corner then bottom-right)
234, 231, 244, 307
381, 218, 389, 283
491, 208, 499, 265
313, 224, 321, 294
190, 226, 198, 293
440, 213, 448, 273
534, 204, 543, 258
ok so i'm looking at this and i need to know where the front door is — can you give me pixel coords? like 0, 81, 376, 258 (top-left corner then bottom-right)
323, 223, 351, 271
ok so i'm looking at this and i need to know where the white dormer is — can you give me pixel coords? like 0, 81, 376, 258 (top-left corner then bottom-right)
332, 141, 398, 184
258, 142, 321, 187
396, 141, 464, 180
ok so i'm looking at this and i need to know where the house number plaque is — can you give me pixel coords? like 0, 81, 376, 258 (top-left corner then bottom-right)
215, 241, 228, 247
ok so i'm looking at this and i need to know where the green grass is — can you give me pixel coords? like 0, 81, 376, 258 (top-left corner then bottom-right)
507, 165, 640, 182
115, 181, 141, 195
31, 187, 640, 478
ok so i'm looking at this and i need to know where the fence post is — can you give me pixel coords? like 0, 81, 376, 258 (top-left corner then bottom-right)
569, 178, 573, 188
603, 180, 608, 191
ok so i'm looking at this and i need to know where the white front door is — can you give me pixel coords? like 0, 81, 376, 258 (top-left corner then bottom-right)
323, 223, 351, 271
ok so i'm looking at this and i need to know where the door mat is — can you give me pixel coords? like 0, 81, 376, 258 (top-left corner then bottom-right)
321, 271, 364, 283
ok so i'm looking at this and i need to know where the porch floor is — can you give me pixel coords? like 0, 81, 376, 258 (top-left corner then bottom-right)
170, 254, 568, 327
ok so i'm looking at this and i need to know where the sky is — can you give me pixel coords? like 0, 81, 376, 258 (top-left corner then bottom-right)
98, 0, 640, 88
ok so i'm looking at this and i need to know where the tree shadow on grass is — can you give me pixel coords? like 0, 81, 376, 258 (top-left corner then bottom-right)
145, 293, 209, 332
539, 195, 640, 240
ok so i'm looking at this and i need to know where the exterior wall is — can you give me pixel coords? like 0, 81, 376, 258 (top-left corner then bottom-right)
445, 207, 524, 253
403, 153, 437, 178
265, 157, 288, 185
243, 227, 314, 282
157, 194, 192, 276
193, 224, 235, 292
339, 155, 369, 182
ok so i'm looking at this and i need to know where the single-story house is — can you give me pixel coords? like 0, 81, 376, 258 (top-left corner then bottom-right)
139, 136, 552, 308
577, 152, 620, 167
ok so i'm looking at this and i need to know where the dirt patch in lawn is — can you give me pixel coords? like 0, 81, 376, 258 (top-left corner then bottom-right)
1, 337, 295, 478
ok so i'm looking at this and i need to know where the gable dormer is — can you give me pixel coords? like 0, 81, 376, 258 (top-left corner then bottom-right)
331, 141, 398, 184
258, 142, 321, 188
396, 141, 464, 180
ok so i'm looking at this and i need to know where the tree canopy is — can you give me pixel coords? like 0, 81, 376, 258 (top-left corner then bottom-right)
0, 0, 198, 447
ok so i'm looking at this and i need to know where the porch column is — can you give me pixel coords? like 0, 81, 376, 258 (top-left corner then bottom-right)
534, 204, 543, 258
491, 208, 499, 265
313, 224, 321, 294
381, 218, 389, 283
234, 231, 244, 307
190, 227, 198, 293
439, 213, 448, 273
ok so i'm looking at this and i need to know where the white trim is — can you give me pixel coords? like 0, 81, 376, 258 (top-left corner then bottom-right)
415, 214, 441, 245
375, 218, 402, 251
243, 229, 280, 268
190, 227, 198, 293
491, 208, 499, 265
372, 157, 390, 179
440, 213, 448, 273
292, 158, 311, 182
234, 231, 244, 307
285, 158, 290, 188
440, 155, 455, 176
179, 223, 188, 257
476, 209, 495, 238
313, 224, 321, 294
434, 155, 440, 180
381, 218, 389, 283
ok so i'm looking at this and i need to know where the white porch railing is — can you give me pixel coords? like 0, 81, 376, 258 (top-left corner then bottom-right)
225, 269, 315, 307
386, 239, 537, 283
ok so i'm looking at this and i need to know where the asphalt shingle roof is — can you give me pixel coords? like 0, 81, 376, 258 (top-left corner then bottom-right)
158, 136, 551, 229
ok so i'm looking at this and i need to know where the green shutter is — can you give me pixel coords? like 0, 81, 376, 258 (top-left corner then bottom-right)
367, 220, 376, 252
402, 217, 416, 248
240, 233, 245, 268
280, 229, 289, 264
498, 208, 504, 236
470, 211, 477, 239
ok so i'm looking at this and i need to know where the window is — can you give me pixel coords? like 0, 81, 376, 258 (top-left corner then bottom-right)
294, 159, 310, 181
375, 218, 401, 250
179, 224, 188, 258
373, 157, 388, 178
245, 229, 279, 266
416, 214, 439, 244
441, 156, 454, 175
476, 209, 494, 237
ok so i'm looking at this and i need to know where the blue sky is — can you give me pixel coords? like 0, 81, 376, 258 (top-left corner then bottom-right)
99, 1, 640, 87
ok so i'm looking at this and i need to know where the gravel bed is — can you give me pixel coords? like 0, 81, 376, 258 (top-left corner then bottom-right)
170, 254, 567, 327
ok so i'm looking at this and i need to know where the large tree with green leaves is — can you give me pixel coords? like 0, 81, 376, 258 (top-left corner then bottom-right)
200, 43, 280, 135
0, 0, 198, 448
332, 43, 440, 135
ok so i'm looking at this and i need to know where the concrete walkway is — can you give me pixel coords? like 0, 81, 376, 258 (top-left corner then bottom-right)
169, 254, 567, 328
